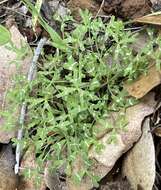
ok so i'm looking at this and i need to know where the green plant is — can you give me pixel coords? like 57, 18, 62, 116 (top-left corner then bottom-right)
1, 7, 161, 187
0, 25, 11, 45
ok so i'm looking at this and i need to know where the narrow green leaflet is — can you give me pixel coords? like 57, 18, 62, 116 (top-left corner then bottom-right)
32, 0, 43, 30
22, 0, 68, 52
43, 22, 68, 51
0, 25, 11, 45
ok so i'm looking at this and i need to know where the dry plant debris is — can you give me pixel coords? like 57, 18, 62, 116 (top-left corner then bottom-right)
0, 144, 18, 190
18, 147, 46, 190
0, 24, 32, 143
124, 65, 161, 99
44, 160, 67, 190
67, 93, 156, 190
134, 11, 161, 25
122, 118, 155, 190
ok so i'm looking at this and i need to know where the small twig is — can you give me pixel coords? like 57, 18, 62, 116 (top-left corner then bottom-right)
0, 0, 8, 5
14, 37, 47, 174
2, 6, 32, 18
153, 183, 159, 190
95, 0, 105, 18
92, 15, 111, 19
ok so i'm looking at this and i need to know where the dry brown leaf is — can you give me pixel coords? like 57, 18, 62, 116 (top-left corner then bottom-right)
124, 64, 161, 99
152, 127, 161, 136
67, 93, 155, 190
67, 177, 91, 190
44, 161, 67, 190
89, 93, 155, 175
0, 25, 32, 143
0, 144, 18, 190
44, 170, 60, 190
67, 156, 92, 190
122, 118, 155, 190
18, 147, 46, 190
134, 12, 161, 25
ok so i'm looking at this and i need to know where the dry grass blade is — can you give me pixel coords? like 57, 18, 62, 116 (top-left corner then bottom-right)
134, 11, 161, 25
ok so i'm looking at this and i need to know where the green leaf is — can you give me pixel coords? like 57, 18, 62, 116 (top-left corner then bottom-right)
79, 9, 91, 27
0, 25, 11, 45
32, 0, 43, 30
22, 0, 68, 52
43, 23, 68, 51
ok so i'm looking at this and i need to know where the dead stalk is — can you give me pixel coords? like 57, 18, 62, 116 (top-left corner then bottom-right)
14, 37, 47, 174
95, 0, 105, 18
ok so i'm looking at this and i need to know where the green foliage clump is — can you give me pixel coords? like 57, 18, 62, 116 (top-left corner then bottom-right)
2, 9, 161, 185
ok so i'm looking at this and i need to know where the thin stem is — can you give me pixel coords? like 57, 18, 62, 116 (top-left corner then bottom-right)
95, 0, 105, 18
14, 37, 47, 174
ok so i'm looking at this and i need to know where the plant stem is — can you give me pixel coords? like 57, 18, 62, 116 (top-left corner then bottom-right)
14, 37, 47, 174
